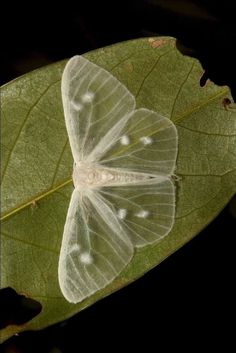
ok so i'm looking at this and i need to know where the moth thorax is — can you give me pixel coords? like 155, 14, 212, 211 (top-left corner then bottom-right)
73, 163, 114, 188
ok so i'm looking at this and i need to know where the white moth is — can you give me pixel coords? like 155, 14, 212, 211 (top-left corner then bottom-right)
58, 55, 178, 303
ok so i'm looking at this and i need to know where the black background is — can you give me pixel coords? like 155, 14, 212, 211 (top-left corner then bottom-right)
1, 1, 235, 352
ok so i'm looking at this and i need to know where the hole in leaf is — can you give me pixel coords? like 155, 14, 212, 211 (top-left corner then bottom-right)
222, 97, 231, 110
0, 287, 42, 329
199, 71, 208, 87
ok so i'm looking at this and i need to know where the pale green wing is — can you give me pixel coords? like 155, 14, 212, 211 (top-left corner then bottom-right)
91, 108, 178, 176
99, 178, 175, 247
58, 189, 133, 303
61, 55, 135, 163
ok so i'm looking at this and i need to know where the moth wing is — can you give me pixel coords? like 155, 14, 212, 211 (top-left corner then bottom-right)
100, 178, 175, 247
58, 189, 133, 303
61, 55, 135, 162
91, 108, 178, 177
88, 108, 177, 246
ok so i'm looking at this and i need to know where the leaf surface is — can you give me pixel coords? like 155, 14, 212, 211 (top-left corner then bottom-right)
1, 37, 235, 341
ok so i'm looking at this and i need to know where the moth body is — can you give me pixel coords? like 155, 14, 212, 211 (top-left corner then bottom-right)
72, 163, 153, 189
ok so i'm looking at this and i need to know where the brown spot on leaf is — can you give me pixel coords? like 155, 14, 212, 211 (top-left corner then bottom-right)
148, 38, 168, 48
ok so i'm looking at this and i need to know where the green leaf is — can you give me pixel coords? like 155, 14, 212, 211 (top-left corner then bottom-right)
1, 37, 236, 342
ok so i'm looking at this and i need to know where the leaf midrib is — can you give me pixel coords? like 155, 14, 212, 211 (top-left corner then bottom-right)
1, 178, 72, 221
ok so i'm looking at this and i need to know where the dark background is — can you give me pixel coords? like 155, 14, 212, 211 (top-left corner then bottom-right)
1, 1, 235, 352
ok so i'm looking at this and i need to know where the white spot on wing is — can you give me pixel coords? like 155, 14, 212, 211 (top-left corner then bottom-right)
135, 210, 149, 218
120, 135, 130, 145
69, 243, 81, 253
82, 92, 95, 103
80, 252, 93, 265
117, 208, 127, 220
140, 136, 152, 145
71, 101, 82, 111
